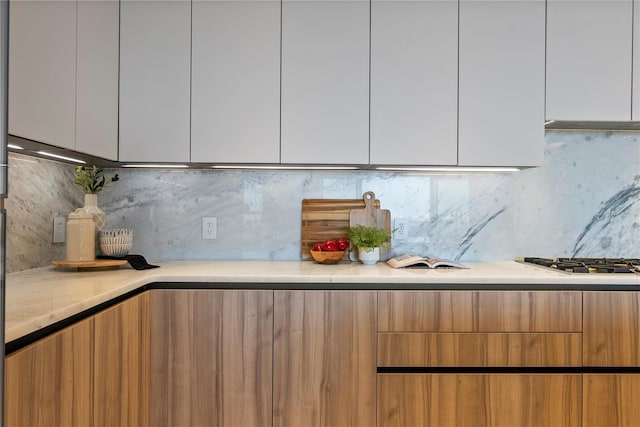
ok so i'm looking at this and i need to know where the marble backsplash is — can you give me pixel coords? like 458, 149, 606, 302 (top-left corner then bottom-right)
6, 131, 640, 272
6, 153, 83, 272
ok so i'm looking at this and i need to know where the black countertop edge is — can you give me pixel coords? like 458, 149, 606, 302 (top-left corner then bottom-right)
5, 285, 146, 356
149, 282, 640, 291
377, 367, 640, 374
6, 281, 640, 355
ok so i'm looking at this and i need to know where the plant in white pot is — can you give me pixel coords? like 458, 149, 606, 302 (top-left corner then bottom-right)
74, 165, 119, 232
345, 225, 391, 265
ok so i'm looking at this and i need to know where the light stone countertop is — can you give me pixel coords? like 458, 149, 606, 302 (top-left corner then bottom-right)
6, 260, 640, 343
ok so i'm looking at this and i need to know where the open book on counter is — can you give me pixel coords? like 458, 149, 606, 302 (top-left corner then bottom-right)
386, 254, 469, 269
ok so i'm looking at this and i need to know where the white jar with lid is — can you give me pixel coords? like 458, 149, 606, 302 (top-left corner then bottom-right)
66, 210, 95, 262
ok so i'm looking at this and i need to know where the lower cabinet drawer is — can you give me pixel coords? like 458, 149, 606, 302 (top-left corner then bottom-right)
377, 373, 582, 427
583, 374, 640, 427
378, 332, 582, 367
378, 291, 582, 332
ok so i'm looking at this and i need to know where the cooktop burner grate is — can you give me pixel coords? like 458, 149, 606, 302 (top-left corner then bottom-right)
523, 257, 640, 274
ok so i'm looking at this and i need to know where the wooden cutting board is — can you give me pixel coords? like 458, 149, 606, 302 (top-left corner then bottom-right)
301, 197, 381, 260
349, 191, 392, 261
52, 259, 127, 270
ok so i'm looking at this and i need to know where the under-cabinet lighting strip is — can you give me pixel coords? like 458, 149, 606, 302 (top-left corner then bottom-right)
37, 151, 86, 164
121, 164, 190, 168
374, 166, 521, 173
7, 144, 23, 150
123, 164, 519, 172
210, 165, 360, 170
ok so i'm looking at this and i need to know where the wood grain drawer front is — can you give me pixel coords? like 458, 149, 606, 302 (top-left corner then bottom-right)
378, 373, 582, 427
583, 291, 640, 367
378, 291, 582, 332
378, 332, 582, 367
583, 374, 640, 427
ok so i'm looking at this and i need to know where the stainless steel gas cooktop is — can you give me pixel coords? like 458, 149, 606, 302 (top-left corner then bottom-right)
522, 257, 640, 274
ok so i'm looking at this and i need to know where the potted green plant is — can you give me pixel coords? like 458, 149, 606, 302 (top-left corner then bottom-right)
345, 225, 391, 265
73, 165, 119, 231
74, 165, 119, 194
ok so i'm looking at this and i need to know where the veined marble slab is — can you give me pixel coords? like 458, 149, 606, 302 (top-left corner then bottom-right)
6, 153, 82, 272
98, 131, 640, 263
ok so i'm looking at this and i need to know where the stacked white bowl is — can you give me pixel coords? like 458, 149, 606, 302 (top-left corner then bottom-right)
99, 229, 133, 257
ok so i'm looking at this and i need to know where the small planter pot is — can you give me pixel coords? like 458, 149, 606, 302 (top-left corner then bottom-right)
80, 193, 106, 232
358, 247, 380, 265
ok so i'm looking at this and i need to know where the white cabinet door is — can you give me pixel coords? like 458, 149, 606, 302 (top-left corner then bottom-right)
281, 0, 369, 165
370, 0, 457, 166
458, 0, 545, 167
9, 0, 76, 150
191, 0, 280, 164
119, 0, 191, 162
546, 0, 633, 121
76, 0, 119, 160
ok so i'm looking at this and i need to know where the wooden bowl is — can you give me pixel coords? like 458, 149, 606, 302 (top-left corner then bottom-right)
310, 250, 345, 264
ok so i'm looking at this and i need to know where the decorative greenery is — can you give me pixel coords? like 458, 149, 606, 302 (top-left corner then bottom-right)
74, 165, 119, 194
345, 225, 392, 251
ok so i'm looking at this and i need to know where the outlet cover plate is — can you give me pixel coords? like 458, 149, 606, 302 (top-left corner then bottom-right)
202, 217, 217, 240
393, 218, 409, 240
53, 216, 66, 243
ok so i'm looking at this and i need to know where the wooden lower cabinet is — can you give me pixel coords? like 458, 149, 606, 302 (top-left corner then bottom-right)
149, 289, 273, 427
93, 292, 150, 427
5, 317, 94, 427
377, 290, 584, 427
273, 290, 377, 427
378, 373, 582, 427
5, 294, 149, 427
10, 288, 640, 427
583, 291, 640, 367
582, 292, 640, 426
583, 374, 640, 427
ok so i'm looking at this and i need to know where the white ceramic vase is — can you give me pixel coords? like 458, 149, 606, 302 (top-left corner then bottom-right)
358, 247, 380, 265
80, 193, 107, 232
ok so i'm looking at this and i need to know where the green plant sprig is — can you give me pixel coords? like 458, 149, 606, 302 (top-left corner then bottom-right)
345, 225, 392, 250
74, 165, 119, 194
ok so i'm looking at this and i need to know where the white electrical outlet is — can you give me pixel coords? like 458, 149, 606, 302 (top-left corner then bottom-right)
53, 216, 66, 243
202, 217, 217, 240
393, 218, 409, 240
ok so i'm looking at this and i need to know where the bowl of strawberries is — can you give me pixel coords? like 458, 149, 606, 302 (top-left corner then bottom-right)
309, 237, 349, 264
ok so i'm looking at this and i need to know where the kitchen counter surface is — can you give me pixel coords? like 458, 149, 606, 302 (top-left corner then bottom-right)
6, 260, 640, 344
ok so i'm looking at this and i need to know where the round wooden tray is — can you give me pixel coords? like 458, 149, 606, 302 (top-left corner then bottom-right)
52, 259, 127, 270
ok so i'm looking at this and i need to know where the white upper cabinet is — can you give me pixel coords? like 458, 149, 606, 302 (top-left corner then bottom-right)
458, 0, 545, 167
281, 0, 370, 165
191, 0, 280, 164
546, 0, 633, 121
370, 0, 458, 166
9, 0, 76, 150
76, 0, 119, 160
119, 0, 191, 163
9, 0, 119, 160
